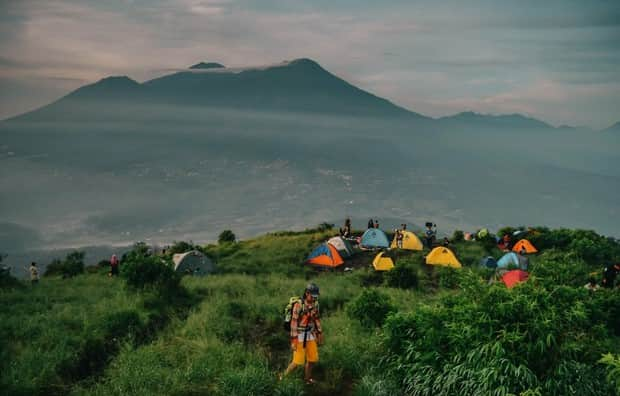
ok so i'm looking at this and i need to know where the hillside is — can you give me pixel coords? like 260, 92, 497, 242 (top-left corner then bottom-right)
2, 226, 620, 396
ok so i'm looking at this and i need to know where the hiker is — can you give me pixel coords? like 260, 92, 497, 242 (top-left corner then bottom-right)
374, 220, 379, 229
29, 262, 39, 285
584, 277, 600, 291
442, 237, 450, 247
401, 223, 407, 231
519, 246, 527, 256
110, 254, 119, 277
283, 283, 323, 384
396, 229, 404, 249
367, 218, 374, 229
343, 218, 351, 238
425, 223, 436, 249
502, 234, 511, 250
601, 263, 620, 289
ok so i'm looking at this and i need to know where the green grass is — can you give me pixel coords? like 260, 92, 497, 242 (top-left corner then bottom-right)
3, 227, 619, 396
0, 273, 194, 396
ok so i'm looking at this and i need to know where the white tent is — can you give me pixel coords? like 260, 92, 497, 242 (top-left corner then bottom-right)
172, 250, 214, 276
327, 236, 354, 257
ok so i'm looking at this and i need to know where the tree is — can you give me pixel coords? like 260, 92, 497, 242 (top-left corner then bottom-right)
218, 230, 236, 244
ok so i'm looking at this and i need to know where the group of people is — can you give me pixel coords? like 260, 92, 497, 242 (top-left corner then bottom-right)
586, 263, 620, 291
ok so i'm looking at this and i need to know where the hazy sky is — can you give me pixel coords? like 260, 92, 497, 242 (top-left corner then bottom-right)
1, 0, 619, 129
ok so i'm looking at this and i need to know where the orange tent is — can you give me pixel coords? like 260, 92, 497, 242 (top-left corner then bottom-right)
502, 270, 529, 288
306, 243, 344, 268
512, 239, 538, 254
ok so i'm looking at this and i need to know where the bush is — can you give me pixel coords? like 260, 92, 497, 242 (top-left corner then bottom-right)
347, 289, 395, 328
44, 251, 85, 278
0, 266, 22, 289
121, 254, 180, 295
451, 230, 464, 242
218, 230, 236, 244
385, 263, 418, 289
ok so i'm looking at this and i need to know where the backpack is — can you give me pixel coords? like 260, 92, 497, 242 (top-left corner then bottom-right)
283, 296, 303, 332
282, 297, 320, 333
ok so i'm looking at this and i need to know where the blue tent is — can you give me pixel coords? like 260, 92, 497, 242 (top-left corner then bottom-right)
480, 256, 497, 268
497, 252, 528, 270
360, 228, 389, 248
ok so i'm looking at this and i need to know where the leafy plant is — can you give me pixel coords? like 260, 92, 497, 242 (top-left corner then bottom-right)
347, 289, 395, 328
218, 230, 236, 244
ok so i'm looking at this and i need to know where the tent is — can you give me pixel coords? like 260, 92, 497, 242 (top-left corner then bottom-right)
390, 230, 423, 251
327, 236, 354, 258
512, 239, 538, 254
480, 256, 497, 269
502, 270, 529, 288
173, 250, 215, 276
425, 247, 462, 268
306, 243, 344, 268
360, 228, 390, 249
496, 252, 529, 270
373, 252, 395, 271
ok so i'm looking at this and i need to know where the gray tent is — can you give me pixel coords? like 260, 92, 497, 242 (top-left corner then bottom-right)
172, 250, 214, 276
327, 236, 354, 258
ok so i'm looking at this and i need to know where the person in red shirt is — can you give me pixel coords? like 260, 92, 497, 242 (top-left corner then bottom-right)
282, 283, 323, 384
110, 254, 119, 277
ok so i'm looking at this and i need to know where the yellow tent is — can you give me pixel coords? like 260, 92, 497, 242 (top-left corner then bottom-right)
373, 252, 395, 271
425, 247, 462, 268
390, 230, 423, 251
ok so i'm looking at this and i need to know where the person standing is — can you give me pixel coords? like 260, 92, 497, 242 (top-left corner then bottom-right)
110, 254, 120, 277
396, 229, 404, 249
29, 262, 39, 285
367, 218, 374, 229
601, 263, 620, 289
282, 283, 323, 384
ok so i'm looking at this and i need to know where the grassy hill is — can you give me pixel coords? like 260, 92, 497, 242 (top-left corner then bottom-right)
2, 226, 620, 395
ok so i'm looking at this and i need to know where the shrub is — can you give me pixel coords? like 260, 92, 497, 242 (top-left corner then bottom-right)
347, 289, 395, 328
44, 251, 85, 278
0, 266, 22, 289
121, 255, 180, 295
384, 263, 418, 289
218, 230, 236, 244
167, 240, 199, 255
317, 222, 334, 232
356, 269, 384, 287
451, 230, 464, 242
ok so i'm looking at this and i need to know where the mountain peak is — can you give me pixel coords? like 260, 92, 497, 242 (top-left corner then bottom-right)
96, 76, 140, 86
189, 62, 225, 70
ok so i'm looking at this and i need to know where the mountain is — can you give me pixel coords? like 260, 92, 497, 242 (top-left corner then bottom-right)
438, 111, 553, 130
8, 58, 427, 122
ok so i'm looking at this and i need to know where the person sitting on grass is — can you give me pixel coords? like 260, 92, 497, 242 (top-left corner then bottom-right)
282, 283, 324, 385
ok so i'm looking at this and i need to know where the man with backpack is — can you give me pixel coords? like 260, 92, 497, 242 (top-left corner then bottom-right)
282, 283, 323, 384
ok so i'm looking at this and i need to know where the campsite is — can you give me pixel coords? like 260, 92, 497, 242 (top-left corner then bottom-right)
2, 224, 619, 396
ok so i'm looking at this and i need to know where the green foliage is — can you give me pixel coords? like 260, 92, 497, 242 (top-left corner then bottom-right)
451, 230, 464, 242
528, 227, 620, 264
385, 261, 419, 289
121, 255, 180, 294
599, 353, 620, 395
383, 278, 619, 395
347, 289, 396, 328
44, 251, 85, 278
218, 230, 236, 244
0, 264, 22, 289
317, 222, 334, 232
167, 240, 199, 255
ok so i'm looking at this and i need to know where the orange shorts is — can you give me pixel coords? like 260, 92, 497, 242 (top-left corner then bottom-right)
292, 339, 319, 364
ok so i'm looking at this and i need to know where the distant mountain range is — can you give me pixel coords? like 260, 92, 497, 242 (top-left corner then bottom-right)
6, 57, 615, 131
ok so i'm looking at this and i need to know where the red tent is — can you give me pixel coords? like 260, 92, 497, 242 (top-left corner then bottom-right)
502, 270, 529, 288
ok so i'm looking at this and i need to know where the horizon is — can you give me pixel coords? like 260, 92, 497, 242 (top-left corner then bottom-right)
1, 1, 619, 129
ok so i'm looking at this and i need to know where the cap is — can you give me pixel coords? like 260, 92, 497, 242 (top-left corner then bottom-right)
305, 282, 320, 298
